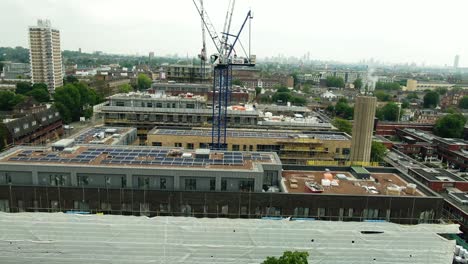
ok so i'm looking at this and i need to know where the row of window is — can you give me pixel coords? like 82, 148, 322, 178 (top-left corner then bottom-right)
114, 101, 197, 109
13, 112, 59, 133
0, 200, 434, 222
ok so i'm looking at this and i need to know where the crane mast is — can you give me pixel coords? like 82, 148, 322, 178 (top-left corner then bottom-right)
193, 0, 255, 150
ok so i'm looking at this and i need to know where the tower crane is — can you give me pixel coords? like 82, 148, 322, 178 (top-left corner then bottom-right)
193, 0, 255, 150
197, 0, 207, 83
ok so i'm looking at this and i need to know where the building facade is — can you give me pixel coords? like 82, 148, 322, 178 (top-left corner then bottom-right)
147, 128, 351, 165
28, 19, 63, 92
1, 62, 30, 79
350, 96, 377, 163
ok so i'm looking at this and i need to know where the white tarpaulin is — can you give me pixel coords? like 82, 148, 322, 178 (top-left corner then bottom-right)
0, 212, 458, 264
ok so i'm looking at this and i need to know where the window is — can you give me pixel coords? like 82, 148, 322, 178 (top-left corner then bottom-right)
318, 208, 326, 217
221, 205, 229, 215
77, 175, 89, 186
342, 148, 350, 155
156, 103, 162, 108
185, 179, 197, 190
166, 103, 171, 108
178, 115, 183, 122
294, 207, 309, 218
336, 148, 340, 154
152, 142, 162, 146
196, 116, 201, 122
221, 179, 227, 191
159, 203, 170, 213
210, 179, 216, 191
0, 200, 9, 212
160, 178, 167, 190
239, 180, 254, 192
186, 143, 194, 149
74, 201, 89, 211
243, 145, 247, 151
141, 102, 145, 107
32, 121, 37, 126
147, 103, 153, 107
187, 116, 193, 123
232, 144, 240, 151
186, 103, 195, 109
121, 176, 127, 188
14, 127, 20, 133
105, 176, 111, 187
175, 143, 182, 148
116, 101, 125, 106
101, 202, 111, 211
138, 177, 150, 189
140, 203, 150, 216
172, 103, 176, 108
17, 200, 25, 212
49, 174, 67, 186
50, 200, 59, 211
181, 204, 192, 216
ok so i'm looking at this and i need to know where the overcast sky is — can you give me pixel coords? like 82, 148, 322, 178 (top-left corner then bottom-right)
1, 0, 467, 66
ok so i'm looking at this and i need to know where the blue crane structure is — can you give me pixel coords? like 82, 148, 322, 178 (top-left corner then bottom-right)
193, 0, 255, 150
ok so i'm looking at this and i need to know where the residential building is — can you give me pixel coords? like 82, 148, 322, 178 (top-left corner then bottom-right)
147, 128, 351, 164
433, 137, 468, 171
165, 64, 212, 82
1, 62, 30, 79
28, 19, 63, 92
454, 55, 460, 68
0, 106, 63, 147
375, 121, 434, 136
350, 96, 377, 163
440, 89, 468, 109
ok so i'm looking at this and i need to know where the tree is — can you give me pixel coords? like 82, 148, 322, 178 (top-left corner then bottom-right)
15, 82, 32, 95
290, 96, 307, 106
0, 91, 25, 111
371, 141, 387, 162
32, 83, 48, 91
375, 82, 400, 91
263, 251, 309, 264
276, 87, 290, 93
137, 73, 152, 90
255, 87, 262, 97
64, 75, 79, 84
272, 92, 292, 104
434, 113, 466, 138
374, 90, 391, 102
353, 78, 363, 90
27, 88, 50, 103
326, 76, 345, 88
459, 96, 468, 109
302, 84, 311, 94
232, 79, 243, 86
332, 118, 352, 134
401, 101, 410, 109
423, 91, 439, 108
335, 101, 353, 119
406, 93, 419, 101
376, 102, 400, 121
119, 83, 133, 93
436, 87, 448, 95
53, 82, 103, 124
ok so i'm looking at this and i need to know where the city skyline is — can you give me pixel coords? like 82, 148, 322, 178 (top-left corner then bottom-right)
0, 0, 467, 67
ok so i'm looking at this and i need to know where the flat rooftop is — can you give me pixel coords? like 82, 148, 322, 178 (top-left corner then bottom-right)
1, 146, 280, 171
283, 170, 425, 196
150, 128, 350, 141
0, 213, 457, 264
71, 126, 135, 145
435, 137, 468, 146
410, 168, 466, 182
108, 92, 206, 101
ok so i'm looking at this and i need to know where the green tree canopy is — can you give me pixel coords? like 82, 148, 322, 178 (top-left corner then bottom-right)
64, 75, 79, 84
436, 87, 448, 95
302, 84, 311, 94
53, 82, 102, 124
232, 79, 243, 86
423, 91, 439, 108
459, 96, 468, 109
376, 102, 400, 121
434, 113, 466, 138
272, 92, 292, 104
15, 82, 32, 94
263, 251, 309, 264
374, 90, 392, 102
406, 93, 419, 101
375, 82, 401, 91
290, 96, 307, 106
27, 88, 50, 103
276, 87, 290, 93
119, 83, 133, 93
255, 87, 262, 97
0, 91, 25, 111
332, 118, 352, 134
137, 73, 152, 90
326, 76, 345, 88
371, 141, 387, 162
335, 101, 353, 119
353, 78, 363, 89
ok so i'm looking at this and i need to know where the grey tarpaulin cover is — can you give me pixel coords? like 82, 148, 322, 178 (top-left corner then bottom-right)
0, 212, 458, 263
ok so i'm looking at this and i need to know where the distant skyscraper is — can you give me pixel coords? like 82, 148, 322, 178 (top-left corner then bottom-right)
149, 51, 155, 62
454, 55, 460, 68
29, 19, 63, 92
350, 96, 377, 163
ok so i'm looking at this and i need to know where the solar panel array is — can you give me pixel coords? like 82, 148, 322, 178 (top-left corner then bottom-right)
8, 148, 273, 167
155, 129, 348, 140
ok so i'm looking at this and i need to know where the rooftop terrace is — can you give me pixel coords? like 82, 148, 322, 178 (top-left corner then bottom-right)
282, 170, 425, 196
1, 145, 280, 171
150, 128, 349, 141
